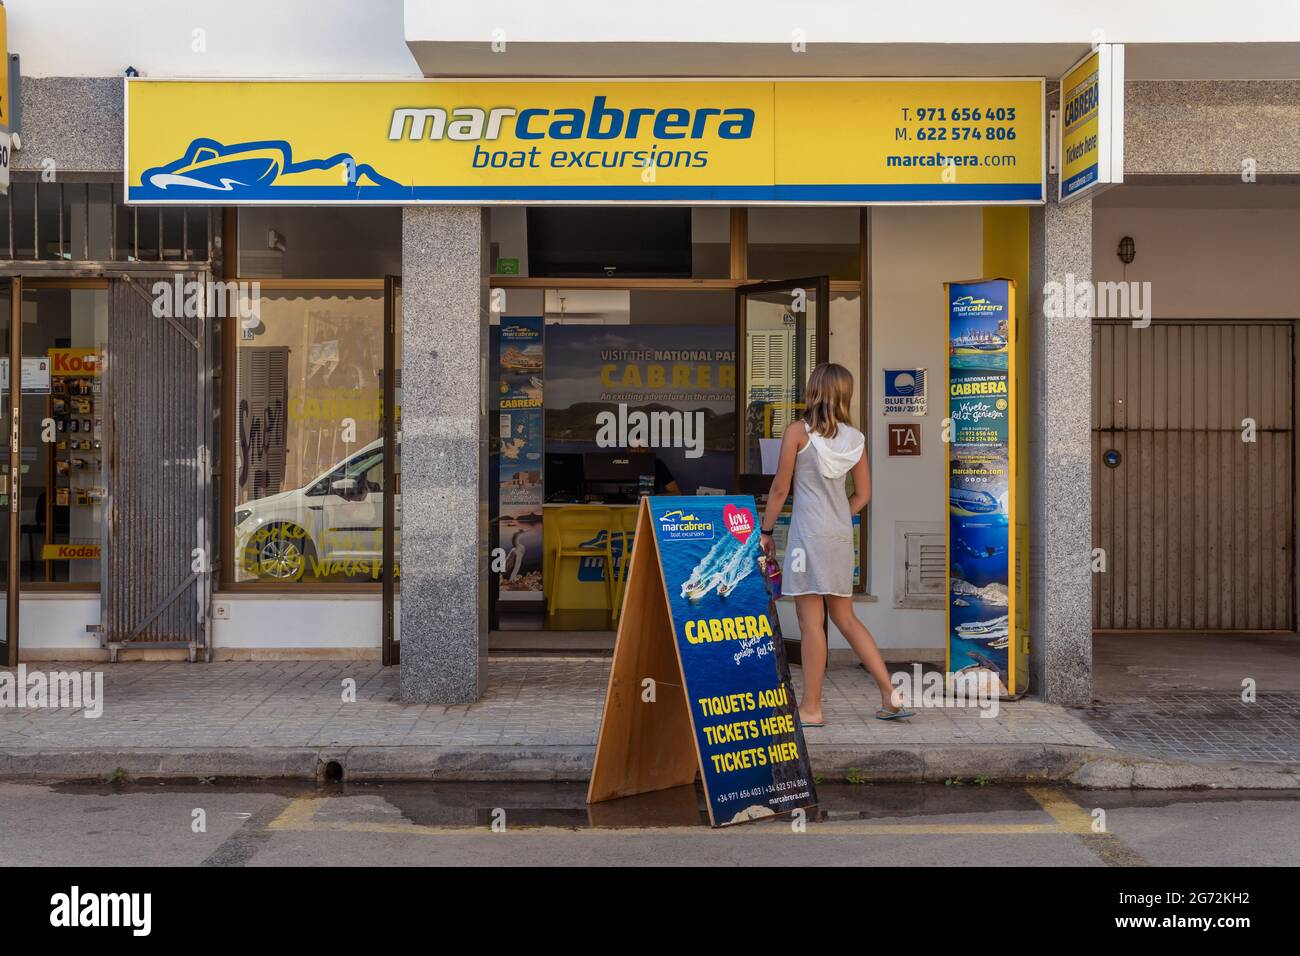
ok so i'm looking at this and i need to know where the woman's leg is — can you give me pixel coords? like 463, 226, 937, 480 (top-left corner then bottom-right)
794, 594, 828, 723
825, 595, 901, 710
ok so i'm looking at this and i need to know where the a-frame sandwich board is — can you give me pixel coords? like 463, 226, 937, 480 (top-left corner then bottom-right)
588, 495, 817, 828
587, 497, 700, 807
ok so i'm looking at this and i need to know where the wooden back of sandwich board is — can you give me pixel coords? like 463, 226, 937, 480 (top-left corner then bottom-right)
587, 498, 699, 804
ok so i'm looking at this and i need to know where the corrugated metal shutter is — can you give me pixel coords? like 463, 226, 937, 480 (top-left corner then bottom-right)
1093, 320, 1294, 630
104, 273, 211, 652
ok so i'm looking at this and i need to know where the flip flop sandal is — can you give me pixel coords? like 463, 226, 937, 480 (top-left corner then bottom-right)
876, 707, 915, 721
801, 719, 825, 728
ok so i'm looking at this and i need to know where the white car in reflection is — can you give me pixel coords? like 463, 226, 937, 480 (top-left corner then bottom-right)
235, 438, 399, 581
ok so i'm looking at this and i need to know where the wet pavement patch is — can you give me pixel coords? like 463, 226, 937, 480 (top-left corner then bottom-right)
1082, 692, 1300, 763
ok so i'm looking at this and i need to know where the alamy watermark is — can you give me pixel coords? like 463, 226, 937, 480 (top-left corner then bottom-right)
0, 665, 104, 718
596, 402, 705, 459
891, 664, 1000, 718
151, 277, 261, 323
50, 886, 150, 936
1043, 274, 1152, 327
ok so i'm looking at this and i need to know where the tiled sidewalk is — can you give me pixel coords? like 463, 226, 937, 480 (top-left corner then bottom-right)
1082, 692, 1300, 764
0, 658, 1109, 751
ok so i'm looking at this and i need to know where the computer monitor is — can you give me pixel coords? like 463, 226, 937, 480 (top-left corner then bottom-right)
582, 451, 646, 484
582, 451, 653, 503
544, 453, 585, 502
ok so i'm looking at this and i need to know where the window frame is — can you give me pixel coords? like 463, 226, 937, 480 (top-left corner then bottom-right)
489, 208, 870, 593
15, 277, 112, 594
218, 211, 390, 592
218, 207, 871, 594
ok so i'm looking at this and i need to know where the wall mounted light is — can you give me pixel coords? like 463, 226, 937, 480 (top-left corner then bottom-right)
1117, 235, 1136, 265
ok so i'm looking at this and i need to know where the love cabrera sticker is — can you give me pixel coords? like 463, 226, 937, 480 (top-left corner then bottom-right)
723, 503, 755, 543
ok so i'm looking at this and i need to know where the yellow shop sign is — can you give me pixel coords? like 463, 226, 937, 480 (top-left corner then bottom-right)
125, 78, 1045, 206
42, 544, 102, 561
49, 348, 101, 377
1058, 45, 1124, 202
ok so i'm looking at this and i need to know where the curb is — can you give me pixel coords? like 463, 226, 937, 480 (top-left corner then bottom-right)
2, 744, 1297, 789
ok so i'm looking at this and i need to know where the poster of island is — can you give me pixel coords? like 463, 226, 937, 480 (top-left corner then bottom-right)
543, 324, 736, 495
945, 278, 1021, 695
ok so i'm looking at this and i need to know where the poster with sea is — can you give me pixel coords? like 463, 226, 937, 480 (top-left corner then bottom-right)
646, 495, 817, 825
946, 279, 1017, 694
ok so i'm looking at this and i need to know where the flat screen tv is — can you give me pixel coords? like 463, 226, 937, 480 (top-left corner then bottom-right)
526, 207, 693, 278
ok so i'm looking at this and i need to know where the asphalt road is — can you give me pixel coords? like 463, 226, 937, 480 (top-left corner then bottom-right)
1, 780, 1297, 867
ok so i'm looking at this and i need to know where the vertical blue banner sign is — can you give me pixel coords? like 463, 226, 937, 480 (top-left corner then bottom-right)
648, 495, 817, 825
497, 317, 545, 600
945, 279, 1024, 696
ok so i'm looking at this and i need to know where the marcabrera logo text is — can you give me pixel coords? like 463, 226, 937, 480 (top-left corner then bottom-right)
658, 509, 714, 541
389, 97, 757, 142
390, 97, 757, 173
0, 665, 104, 718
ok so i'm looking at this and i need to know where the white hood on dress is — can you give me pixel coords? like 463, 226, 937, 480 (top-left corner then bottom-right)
806, 425, 865, 479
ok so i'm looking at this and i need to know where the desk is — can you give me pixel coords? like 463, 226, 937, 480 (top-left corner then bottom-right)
542, 503, 639, 626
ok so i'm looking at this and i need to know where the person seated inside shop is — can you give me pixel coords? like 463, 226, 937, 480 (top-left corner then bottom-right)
627, 440, 682, 495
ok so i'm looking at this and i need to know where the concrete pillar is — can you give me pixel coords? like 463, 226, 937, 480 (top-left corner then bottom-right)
399, 207, 489, 703
1028, 178, 1094, 706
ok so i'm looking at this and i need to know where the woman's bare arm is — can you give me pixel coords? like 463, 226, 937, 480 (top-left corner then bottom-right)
847, 445, 872, 515
760, 423, 805, 534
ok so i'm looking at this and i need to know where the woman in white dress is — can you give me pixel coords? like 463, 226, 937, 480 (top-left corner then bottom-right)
759, 363, 913, 726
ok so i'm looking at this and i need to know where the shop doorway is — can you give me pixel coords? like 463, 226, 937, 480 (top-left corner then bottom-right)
0, 276, 116, 664
1093, 319, 1296, 631
736, 276, 830, 493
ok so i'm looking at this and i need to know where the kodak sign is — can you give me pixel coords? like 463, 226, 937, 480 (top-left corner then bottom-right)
42, 544, 102, 561
49, 348, 101, 377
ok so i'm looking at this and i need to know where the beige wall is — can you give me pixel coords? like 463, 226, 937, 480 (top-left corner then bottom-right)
850, 205, 983, 652
1094, 188, 1300, 318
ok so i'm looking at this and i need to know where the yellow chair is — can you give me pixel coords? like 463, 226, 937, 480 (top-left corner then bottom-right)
547, 506, 618, 621
607, 506, 640, 624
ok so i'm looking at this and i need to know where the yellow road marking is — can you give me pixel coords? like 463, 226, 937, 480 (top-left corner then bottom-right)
1025, 785, 1149, 867
267, 796, 329, 831
1024, 786, 1097, 834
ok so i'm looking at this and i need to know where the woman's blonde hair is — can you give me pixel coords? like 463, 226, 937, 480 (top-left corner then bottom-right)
803, 362, 854, 438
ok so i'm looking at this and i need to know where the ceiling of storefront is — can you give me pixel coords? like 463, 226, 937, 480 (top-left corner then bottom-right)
405, 41, 1300, 81
1097, 183, 1300, 208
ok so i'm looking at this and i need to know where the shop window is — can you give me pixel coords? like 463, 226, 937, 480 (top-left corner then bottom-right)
236, 208, 400, 278
489, 207, 729, 278
14, 285, 108, 585
746, 207, 861, 280
233, 289, 388, 584
490, 286, 734, 630
540, 288, 735, 497
2, 180, 209, 262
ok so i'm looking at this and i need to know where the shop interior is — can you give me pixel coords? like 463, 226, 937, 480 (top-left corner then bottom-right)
222, 201, 996, 660
2, 282, 109, 589
486, 206, 866, 636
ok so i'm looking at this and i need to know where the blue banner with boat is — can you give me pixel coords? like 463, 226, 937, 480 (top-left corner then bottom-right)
945, 279, 1023, 696
587, 494, 817, 827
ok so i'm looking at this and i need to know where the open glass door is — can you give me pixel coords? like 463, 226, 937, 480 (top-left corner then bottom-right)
1, 278, 19, 666
735, 276, 830, 493
381, 276, 401, 665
